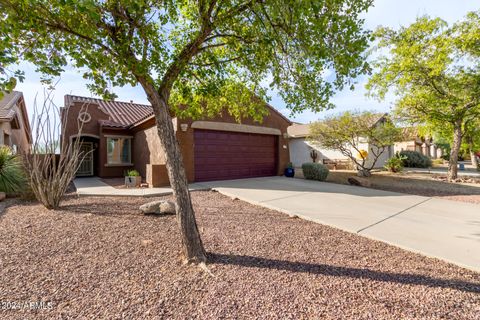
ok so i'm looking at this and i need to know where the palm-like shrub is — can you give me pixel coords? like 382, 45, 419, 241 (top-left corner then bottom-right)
384, 154, 406, 172
0, 146, 25, 193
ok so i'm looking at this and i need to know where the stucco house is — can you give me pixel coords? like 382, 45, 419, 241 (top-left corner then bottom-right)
61, 95, 291, 186
287, 123, 348, 168
394, 127, 441, 159
0, 91, 32, 153
287, 114, 393, 169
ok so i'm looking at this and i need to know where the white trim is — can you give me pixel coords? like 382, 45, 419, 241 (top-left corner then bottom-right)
69, 134, 100, 145
191, 121, 281, 135
131, 114, 154, 127
68, 133, 100, 148
104, 134, 134, 139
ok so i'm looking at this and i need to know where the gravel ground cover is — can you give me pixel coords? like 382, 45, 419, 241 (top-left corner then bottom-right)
325, 170, 480, 204
0, 191, 479, 319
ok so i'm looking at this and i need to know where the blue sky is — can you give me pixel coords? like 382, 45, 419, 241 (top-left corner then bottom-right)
14, 0, 479, 124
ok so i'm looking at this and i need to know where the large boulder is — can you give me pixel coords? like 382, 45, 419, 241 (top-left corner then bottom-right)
159, 201, 176, 215
140, 200, 176, 215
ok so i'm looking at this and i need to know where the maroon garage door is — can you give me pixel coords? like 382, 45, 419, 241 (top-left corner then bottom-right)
194, 129, 277, 182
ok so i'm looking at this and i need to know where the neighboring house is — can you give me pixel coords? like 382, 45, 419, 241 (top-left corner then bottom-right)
61, 95, 291, 186
394, 127, 441, 159
0, 91, 32, 153
287, 123, 347, 168
287, 114, 394, 169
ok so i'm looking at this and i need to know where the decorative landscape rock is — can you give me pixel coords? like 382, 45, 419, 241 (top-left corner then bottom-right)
159, 201, 176, 215
139, 200, 163, 214
139, 200, 176, 215
347, 176, 371, 187
0, 192, 5, 202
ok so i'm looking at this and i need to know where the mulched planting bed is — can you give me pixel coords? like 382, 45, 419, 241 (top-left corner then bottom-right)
0, 191, 479, 319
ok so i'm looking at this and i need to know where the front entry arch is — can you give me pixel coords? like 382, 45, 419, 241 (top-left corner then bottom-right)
77, 142, 94, 176
72, 136, 99, 177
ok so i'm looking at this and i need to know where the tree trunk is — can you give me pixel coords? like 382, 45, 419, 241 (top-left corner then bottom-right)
141, 81, 206, 264
471, 150, 479, 168
448, 120, 462, 181
468, 138, 479, 168
357, 169, 371, 177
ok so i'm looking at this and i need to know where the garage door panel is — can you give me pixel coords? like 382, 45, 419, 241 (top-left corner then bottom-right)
194, 129, 277, 182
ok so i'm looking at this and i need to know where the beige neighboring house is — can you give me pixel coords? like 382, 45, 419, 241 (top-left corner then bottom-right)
0, 91, 32, 153
287, 123, 347, 168
394, 127, 442, 159
287, 114, 394, 169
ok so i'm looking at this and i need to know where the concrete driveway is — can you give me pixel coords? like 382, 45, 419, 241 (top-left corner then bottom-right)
198, 176, 480, 272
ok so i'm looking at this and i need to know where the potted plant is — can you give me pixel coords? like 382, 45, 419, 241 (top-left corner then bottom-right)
284, 162, 295, 178
125, 169, 141, 187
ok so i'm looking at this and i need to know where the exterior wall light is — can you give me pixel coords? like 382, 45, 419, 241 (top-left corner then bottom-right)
180, 123, 188, 132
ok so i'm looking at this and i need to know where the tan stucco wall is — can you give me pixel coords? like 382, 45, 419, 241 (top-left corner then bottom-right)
0, 101, 31, 153
133, 125, 167, 179
288, 138, 347, 168
132, 106, 291, 186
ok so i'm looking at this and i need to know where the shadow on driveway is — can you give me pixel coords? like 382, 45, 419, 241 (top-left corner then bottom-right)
202, 176, 415, 198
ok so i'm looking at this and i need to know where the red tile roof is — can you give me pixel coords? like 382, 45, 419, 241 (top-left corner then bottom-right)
65, 95, 153, 127
65, 94, 291, 129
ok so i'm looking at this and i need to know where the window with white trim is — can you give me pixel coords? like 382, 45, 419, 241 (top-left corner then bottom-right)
106, 137, 131, 164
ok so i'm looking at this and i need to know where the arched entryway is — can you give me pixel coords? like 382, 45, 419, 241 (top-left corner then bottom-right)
71, 135, 100, 177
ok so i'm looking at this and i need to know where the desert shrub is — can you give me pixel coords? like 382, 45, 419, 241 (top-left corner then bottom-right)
399, 150, 432, 168
125, 169, 140, 177
26, 92, 90, 210
302, 163, 329, 181
309, 111, 401, 177
0, 146, 25, 194
384, 154, 406, 172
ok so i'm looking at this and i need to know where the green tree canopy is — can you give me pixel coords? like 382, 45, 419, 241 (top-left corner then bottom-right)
1, 0, 372, 117
0, 0, 374, 263
367, 11, 480, 180
309, 111, 401, 176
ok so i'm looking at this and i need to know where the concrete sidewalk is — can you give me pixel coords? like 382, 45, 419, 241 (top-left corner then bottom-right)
201, 176, 480, 272
74, 177, 207, 197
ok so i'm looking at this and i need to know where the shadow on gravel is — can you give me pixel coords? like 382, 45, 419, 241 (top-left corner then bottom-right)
0, 199, 30, 218
209, 253, 480, 294
59, 196, 145, 217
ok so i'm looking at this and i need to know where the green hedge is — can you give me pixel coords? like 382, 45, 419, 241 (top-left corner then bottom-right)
399, 150, 432, 168
302, 163, 329, 181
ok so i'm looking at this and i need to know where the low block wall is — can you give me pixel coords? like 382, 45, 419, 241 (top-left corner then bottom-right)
146, 164, 170, 187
